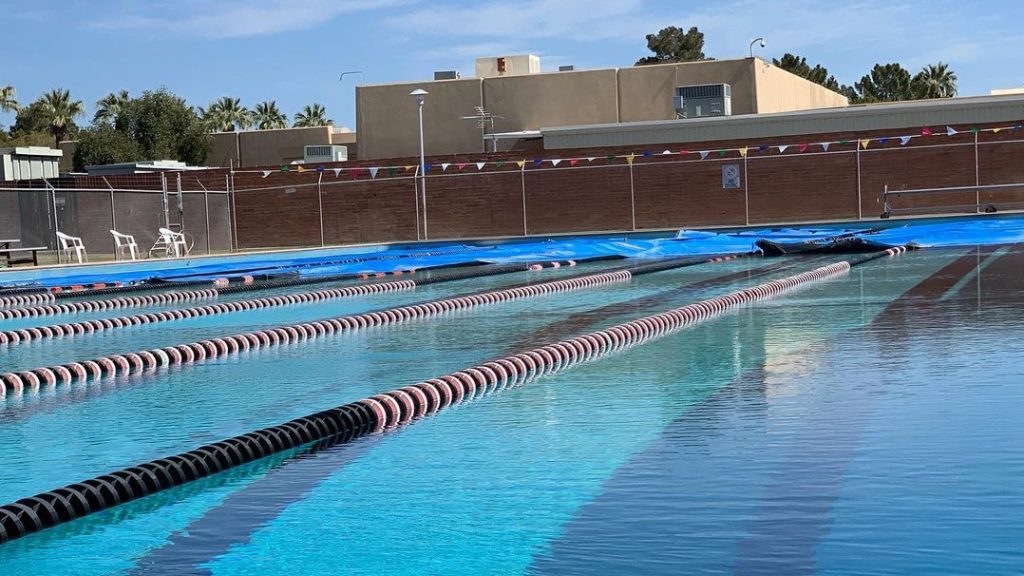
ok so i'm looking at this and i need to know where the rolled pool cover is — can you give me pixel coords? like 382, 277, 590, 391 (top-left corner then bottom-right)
0, 247, 909, 544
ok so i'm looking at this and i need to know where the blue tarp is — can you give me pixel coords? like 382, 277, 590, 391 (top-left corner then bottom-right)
4, 215, 1023, 288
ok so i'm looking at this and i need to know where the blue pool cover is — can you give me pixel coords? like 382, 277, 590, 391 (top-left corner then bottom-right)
3, 215, 1022, 288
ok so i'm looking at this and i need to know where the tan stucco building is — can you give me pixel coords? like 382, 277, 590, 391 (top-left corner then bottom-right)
356, 57, 848, 160
207, 126, 358, 168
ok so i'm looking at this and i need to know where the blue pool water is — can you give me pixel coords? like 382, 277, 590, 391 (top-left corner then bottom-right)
1, 242, 1022, 575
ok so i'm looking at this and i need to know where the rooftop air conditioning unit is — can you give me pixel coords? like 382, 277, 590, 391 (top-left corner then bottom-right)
304, 145, 348, 163
434, 70, 461, 80
673, 83, 732, 119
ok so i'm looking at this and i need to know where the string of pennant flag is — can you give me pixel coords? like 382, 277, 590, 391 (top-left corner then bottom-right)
246, 123, 1024, 180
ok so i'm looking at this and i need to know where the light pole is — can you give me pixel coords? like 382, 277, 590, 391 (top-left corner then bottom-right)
410, 88, 429, 239
749, 37, 766, 58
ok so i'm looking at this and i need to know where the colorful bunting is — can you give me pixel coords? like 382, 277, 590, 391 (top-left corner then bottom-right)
369, 167, 379, 179
533, 159, 543, 166
423, 163, 432, 172
495, 160, 505, 168
476, 162, 486, 170
946, 126, 958, 136
261, 170, 272, 178
386, 167, 396, 176
798, 143, 809, 153
456, 163, 466, 171
922, 127, 933, 136
296, 165, 306, 173
586, 157, 596, 163
550, 159, 562, 167
717, 150, 728, 157
662, 150, 673, 155
516, 160, 526, 169
626, 153, 636, 165
777, 145, 788, 154
569, 159, 578, 166
879, 137, 890, 145
820, 142, 831, 152
738, 146, 748, 158
757, 145, 769, 153
332, 168, 343, 177
698, 151, 710, 159
606, 155, 615, 163
316, 166, 325, 173
992, 127, 1003, 134
404, 165, 415, 172
641, 151, 652, 157
441, 163, 451, 171
279, 166, 290, 172
899, 136, 912, 146
860, 139, 871, 149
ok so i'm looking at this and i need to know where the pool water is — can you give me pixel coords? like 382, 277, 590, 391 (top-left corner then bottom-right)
1, 246, 1022, 575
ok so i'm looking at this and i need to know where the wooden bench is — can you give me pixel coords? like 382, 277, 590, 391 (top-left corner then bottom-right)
0, 246, 46, 267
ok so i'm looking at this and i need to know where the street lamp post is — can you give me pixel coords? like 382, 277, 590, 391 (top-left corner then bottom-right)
410, 88, 429, 239
749, 37, 766, 58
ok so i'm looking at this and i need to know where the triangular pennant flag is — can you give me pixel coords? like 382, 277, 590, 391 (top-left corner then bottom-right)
569, 158, 578, 166
404, 165, 415, 172
798, 143, 809, 153
992, 127, 1003, 134
369, 167, 379, 179
550, 159, 562, 167
605, 155, 615, 163
295, 165, 306, 173
879, 137, 890, 144
626, 154, 636, 165
476, 162, 485, 170
516, 160, 526, 169
441, 163, 450, 171
738, 147, 748, 157
698, 151, 710, 159
662, 149, 673, 155
279, 166, 290, 172
970, 127, 980, 133
860, 139, 871, 149
641, 151, 652, 157
757, 145, 768, 153
717, 150, 728, 157
839, 140, 849, 145
261, 170, 272, 178
777, 145, 788, 154
332, 168, 342, 177
533, 159, 543, 166
821, 142, 831, 151
922, 127, 933, 136
423, 163, 431, 172
386, 167, 396, 176
352, 167, 363, 177
586, 157, 596, 163
316, 165, 325, 173
899, 136, 912, 146
455, 163, 466, 171
946, 126, 958, 136
495, 160, 505, 168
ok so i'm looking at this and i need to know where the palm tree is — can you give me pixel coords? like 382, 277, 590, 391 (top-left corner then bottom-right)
39, 88, 84, 147
253, 100, 288, 130
203, 97, 252, 131
912, 62, 958, 99
94, 90, 131, 124
293, 103, 332, 127
1, 85, 18, 114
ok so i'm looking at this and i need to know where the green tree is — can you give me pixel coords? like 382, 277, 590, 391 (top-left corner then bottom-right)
853, 63, 914, 103
73, 124, 141, 170
253, 100, 288, 129
911, 62, 957, 99
772, 53, 843, 92
94, 90, 131, 124
636, 26, 709, 65
202, 96, 252, 131
74, 89, 211, 169
1, 85, 18, 114
38, 88, 84, 147
293, 103, 332, 127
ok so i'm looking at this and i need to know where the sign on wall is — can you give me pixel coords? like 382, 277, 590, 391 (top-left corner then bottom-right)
722, 164, 741, 189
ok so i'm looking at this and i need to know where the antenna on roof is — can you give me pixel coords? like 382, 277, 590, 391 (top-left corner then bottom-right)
460, 106, 504, 152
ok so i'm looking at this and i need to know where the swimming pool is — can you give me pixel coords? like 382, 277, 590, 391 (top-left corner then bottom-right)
0, 232, 1022, 574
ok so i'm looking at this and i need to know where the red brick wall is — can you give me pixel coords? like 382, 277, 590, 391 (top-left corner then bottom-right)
49, 124, 1022, 250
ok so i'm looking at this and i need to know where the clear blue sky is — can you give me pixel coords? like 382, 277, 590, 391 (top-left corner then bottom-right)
1, 0, 1021, 130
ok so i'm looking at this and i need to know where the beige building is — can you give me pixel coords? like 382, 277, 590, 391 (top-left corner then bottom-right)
356, 56, 848, 160
207, 126, 358, 168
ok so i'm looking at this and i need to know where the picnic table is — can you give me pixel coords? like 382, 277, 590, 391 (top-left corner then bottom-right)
0, 239, 46, 267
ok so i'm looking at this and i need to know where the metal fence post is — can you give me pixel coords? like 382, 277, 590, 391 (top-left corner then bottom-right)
628, 161, 637, 231
317, 172, 325, 247
521, 163, 528, 236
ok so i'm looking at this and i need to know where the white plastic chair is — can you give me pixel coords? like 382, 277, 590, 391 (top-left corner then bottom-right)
56, 231, 87, 264
158, 227, 189, 258
110, 230, 139, 261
